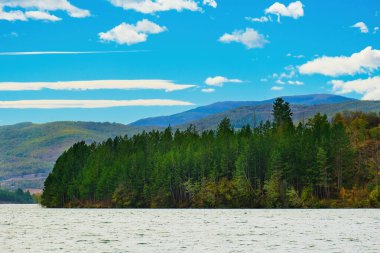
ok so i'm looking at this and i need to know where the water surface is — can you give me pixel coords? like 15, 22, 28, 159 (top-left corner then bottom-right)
1, 205, 379, 252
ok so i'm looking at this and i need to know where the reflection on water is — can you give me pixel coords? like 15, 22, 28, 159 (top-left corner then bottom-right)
1, 205, 379, 252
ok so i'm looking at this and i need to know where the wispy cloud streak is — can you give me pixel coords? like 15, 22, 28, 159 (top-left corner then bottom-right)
0, 50, 147, 56
0, 80, 196, 92
0, 100, 194, 109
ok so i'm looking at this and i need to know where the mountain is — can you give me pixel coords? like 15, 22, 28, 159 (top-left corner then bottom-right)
130, 94, 355, 127
179, 100, 380, 131
0, 122, 158, 191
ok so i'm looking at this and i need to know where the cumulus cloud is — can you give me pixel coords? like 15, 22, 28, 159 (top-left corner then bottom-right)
246, 16, 271, 23
108, 0, 202, 14
205, 76, 242, 86
276, 80, 285, 85
203, 0, 217, 8
0, 0, 90, 21
219, 28, 268, 49
99, 19, 167, 45
201, 88, 215, 93
330, 76, 380, 100
265, 1, 304, 22
0, 99, 194, 109
271, 86, 284, 91
0, 80, 196, 92
351, 22, 369, 33
299, 47, 380, 77
374, 27, 379, 34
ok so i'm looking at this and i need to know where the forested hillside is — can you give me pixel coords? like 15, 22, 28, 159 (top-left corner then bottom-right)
42, 99, 380, 208
0, 122, 156, 190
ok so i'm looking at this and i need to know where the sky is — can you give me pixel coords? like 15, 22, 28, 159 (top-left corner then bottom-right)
0, 0, 379, 125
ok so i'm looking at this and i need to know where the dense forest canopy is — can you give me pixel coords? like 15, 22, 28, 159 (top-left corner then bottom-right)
42, 98, 380, 208
0, 188, 34, 204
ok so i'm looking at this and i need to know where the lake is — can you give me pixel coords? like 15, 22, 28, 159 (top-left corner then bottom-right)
0, 205, 379, 252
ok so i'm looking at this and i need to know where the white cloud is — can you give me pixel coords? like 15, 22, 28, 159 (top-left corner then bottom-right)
0, 99, 194, 109
0, 9, 26, 21
203, 0, 217, 8
201, 88, 215, 93
288, 80, 304, 85
330, 76, 380, 100
260, 78, 268, 82
0, 0, 90, 21
25, 11, 61, 21
0, 50, 146, 56
374, 27, 379, 34
351, 22, 369, 34
99, 19, 167, 45
0, 80, 196, 92
205, 76, 242, 86
276, 80, 285, 85
271, 86, 284, 91
287, 53, 305, 59
108, 0, 201, 14
265, 1, 304, 22
219, 28, 268, 49
299, 47, 380, 77
246, 16, 271, 23
277, 65, 296, 79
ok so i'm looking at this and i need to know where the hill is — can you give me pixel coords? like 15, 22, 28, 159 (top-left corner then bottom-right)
0, 122, 157, 190
130, 94, 355, 127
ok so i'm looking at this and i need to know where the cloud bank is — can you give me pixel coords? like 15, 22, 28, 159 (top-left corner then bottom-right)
0, 0, 90, 21
108, 0, 207, 14
299, 47, 380, 77
330, 76, 380, 100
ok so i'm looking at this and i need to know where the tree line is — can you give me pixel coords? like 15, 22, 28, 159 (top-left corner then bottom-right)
0, 188, 34, 204
42, 98, 380, 208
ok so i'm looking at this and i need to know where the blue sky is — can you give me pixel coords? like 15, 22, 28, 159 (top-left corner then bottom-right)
0, 0, 379, 125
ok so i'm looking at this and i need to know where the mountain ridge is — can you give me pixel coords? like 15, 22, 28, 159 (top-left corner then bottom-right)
130, 94, 355, 127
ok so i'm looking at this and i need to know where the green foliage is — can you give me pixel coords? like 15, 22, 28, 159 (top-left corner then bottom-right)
41, 100, 380, 208
264, 172, 282, 208
369, 188, 380, 208
0, 188, 35, 203
286, 187, 302, 208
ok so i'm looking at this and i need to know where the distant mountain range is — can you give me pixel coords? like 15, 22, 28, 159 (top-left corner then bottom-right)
1, 94, 379, 191
181, 100, 380, 131
130, 94, 355, 127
